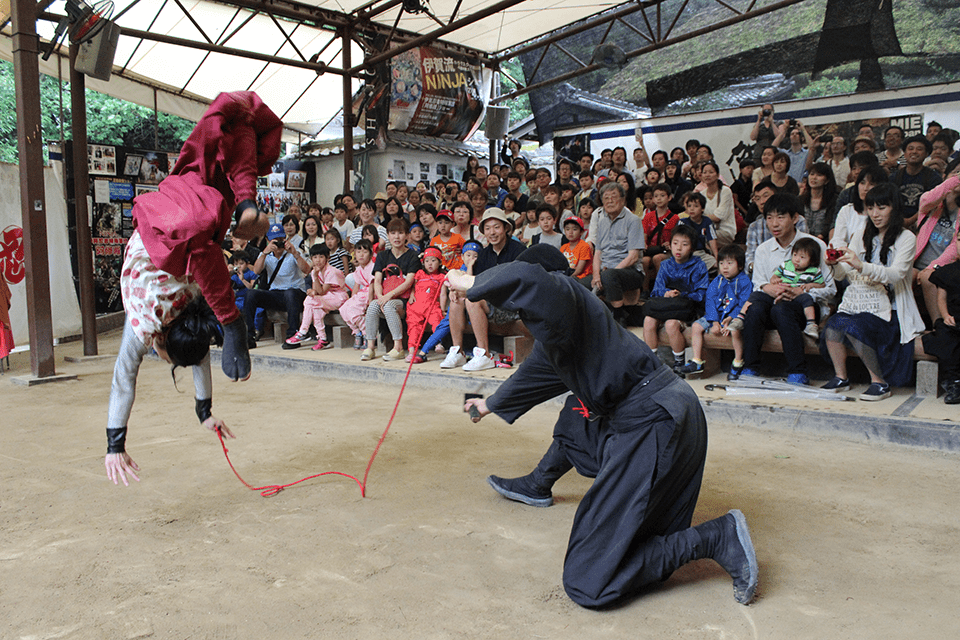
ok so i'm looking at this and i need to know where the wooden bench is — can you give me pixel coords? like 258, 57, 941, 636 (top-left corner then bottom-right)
265, 310, 353, 348
656, 325, 941, 396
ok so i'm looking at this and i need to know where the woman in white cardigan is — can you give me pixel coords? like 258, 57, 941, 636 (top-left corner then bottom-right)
699, 161, 736, 248
819, 183, 925, 401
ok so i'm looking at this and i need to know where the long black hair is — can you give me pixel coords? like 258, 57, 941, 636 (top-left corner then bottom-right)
861, 182, 903, 267
164, 297, 221, 370
616, 171, 638, 212
852, 165, 890, 213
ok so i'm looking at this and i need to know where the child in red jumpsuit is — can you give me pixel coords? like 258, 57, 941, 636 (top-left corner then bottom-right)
131, 90, 282, 381
405, 247, 447, 362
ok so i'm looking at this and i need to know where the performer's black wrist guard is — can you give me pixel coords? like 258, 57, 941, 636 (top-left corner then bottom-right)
106, 427, 127, 454
234, 199, 259, 224
196, 397, 213, 424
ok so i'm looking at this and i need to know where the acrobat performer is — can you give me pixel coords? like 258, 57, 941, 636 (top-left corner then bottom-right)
450, 244, 759, 609
104, 91, 280, 486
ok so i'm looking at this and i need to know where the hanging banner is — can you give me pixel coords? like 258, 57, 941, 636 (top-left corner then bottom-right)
388, 46, 491, 141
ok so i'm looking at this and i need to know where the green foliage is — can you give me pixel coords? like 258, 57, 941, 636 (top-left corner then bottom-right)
794, 75, 858, 100
0, 59, 195, 165
498, 57, 532, 125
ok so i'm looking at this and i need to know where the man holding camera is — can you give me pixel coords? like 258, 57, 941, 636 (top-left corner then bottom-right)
750, 104, 780, 162
244, 223, 311, 349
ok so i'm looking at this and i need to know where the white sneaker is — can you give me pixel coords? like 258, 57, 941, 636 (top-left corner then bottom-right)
463, 347, 495, 372
440, 346, 467, 369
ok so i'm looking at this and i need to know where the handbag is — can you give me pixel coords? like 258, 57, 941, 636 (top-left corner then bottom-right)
381, 264, 411, 299
642, 296, 700, 322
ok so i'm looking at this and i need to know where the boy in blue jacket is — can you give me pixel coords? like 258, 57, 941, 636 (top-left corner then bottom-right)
677, 244, 752, 380
642, 224, 709, 371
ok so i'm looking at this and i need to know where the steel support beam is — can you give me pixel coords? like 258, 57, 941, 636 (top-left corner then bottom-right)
342, 28, 354, 194
69, 43, 98, 356
352, 0, 525, 72
493, 0, 807, 104
11, 0, 55, 377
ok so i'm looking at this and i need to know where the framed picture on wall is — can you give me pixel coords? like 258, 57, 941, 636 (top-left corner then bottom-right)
123, 155, 142, 176
286, 170, 307, 191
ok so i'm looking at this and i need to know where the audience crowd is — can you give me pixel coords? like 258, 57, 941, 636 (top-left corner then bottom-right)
223, 110, 960, 404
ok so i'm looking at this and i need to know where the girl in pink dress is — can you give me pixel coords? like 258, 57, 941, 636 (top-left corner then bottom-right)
338, 239, 376, 349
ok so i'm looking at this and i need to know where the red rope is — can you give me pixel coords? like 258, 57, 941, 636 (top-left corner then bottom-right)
216, 355, 416, 498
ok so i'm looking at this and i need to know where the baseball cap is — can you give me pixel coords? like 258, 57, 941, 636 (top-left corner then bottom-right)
480, 207, 509, 232
563, 216, 585, 229
435, 209, 454, 222
462, 240, 482, 254
266, 223, 285, 240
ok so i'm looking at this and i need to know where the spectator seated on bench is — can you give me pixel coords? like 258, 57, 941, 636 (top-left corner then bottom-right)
244, 223, 310, 349
443, 208, 526, 372
361, 218, 422, 362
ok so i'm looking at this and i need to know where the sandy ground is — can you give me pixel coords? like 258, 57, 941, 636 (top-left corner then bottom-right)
2, 346, 960, 639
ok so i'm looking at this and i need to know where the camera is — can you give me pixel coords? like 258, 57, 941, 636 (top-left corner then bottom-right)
789, 119, 797, 127
762, 109, 771, 117
821, 134, 833, 144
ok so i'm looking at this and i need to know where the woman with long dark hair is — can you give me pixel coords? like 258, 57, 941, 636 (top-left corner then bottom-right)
820, 182, 925, 400
801, 162, 838, 241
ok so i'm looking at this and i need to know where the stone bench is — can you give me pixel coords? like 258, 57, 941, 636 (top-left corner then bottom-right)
657, 325, 941, 397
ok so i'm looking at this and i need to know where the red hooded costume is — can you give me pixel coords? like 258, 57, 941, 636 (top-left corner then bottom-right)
132, 91, 282, 325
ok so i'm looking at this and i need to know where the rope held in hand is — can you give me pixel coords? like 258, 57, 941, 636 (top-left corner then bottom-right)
216, 356, 416, 498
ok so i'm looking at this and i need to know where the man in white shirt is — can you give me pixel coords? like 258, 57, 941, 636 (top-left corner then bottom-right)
740, 193, 835, 385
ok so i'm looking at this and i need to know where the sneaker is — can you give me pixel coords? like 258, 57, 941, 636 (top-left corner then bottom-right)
360, 348, 375, 361
859, 382, 891, 401
821, 376, 850, 393
311, 340, 332, 351
706, 510, 759, 605
440, 346, 467, 369
353, 334, 364, 350
740, 367, 759, 378
463, 347, 496, 371
727, 364, 744, 381
786, 373, 809, 386
803, 322, 820, 340
434, 344, 446, 354
943, 380, 960, 405
728, 316, 745, 332
383, 347, 406, 361
285, 331, 309, 346
487, 474, 553, 507
677, 360, 705, 378
247, 335, 258, 350
281, 340, 301, 350
410, 354, 426, 364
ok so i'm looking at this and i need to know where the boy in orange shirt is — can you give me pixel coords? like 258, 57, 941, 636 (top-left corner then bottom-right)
561, 216, 593, 283
430, 210, 464, 270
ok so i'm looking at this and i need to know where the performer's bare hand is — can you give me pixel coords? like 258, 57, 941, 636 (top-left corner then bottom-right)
203, 416, 234, 439
463, 397, 489, 423
105, 452, 140, 486
447, 270, 475, 293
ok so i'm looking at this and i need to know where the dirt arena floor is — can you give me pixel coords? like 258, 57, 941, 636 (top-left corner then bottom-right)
2, 349, 960, 639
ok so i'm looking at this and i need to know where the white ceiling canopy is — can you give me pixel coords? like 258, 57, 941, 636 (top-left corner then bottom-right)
1, 0, 625, 138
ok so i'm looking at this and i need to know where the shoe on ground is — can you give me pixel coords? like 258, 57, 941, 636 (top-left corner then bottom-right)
487, 474, 553, 508
727, 364, 744, 381
440, 346, 467, 369
728, 317, 745, 332
410, 354, 426, 364
311, 340, 332, 351
740, 367, 759, 377
383, 347, 406, 361
943, 380, 960, 405
247, 336, 258, 350
859, 382, 891, 401
803, 322, 820, 339
281, 340, 301, 350
434, 344, 446, 354
711, 510, 759, 605
360, 348, 375, 361
353, 334, 364, 350
821, 376, 850, 393
785, 373, 809, 386
677, 360, 705, 378
463, 347, 495, 371
285, 331, 309, 346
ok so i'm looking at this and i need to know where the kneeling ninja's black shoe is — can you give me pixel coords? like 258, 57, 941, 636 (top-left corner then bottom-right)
487, 474, 554, 507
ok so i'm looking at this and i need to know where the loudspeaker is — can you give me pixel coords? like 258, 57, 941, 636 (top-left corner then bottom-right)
75, 19, 119, 81
485, 105, 510, 140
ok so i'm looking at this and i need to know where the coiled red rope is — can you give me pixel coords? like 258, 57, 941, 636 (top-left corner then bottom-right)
216, 355, 416, 498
